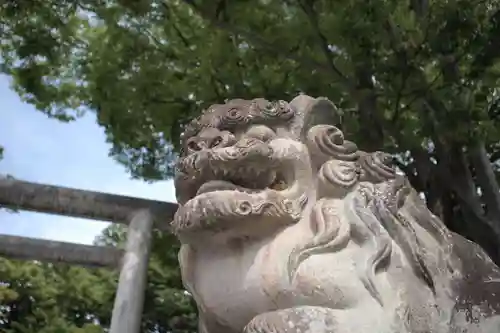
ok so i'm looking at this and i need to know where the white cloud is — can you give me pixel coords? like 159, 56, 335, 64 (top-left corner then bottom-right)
0, 75, 177, 245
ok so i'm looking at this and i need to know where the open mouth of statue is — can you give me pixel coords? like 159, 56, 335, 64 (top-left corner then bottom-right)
172, 138, 306, 238
196, 171, 288, 196
174, 138, 293, 205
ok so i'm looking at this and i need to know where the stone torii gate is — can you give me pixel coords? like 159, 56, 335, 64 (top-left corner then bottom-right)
0, 175, 178, 333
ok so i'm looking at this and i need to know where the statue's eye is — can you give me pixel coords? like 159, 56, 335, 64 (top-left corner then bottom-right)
221, 108, 250, 127
187, 139, 201, 152
212, 136, 222, 147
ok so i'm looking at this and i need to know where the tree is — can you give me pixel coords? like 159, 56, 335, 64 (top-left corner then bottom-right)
0, 224, 197, 333
0, 259, 114, 333
1, 1, 500, 259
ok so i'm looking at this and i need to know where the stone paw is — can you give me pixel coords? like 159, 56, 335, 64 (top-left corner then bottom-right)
243, 306, 338, 333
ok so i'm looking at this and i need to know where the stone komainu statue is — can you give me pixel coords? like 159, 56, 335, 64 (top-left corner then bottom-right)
171, 95, 500, 333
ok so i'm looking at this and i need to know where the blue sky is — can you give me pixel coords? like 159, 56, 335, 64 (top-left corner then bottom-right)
0, 75, 177, 245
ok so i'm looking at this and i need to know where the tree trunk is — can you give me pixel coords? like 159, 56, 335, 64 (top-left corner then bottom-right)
355, 68, 385, 151
434, 142, 500, 262
468, 141, 500, 222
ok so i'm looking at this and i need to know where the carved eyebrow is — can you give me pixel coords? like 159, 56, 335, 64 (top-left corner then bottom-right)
182, 99, 295, 141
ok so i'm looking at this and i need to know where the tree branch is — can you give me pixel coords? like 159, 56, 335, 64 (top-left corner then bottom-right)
491, 149, 500, 164
161, 2, 192, 48
468, 141, 500, 221
295, 0, 349, 82
179, 0, 351, 88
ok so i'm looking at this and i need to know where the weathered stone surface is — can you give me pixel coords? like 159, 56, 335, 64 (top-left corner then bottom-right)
172, 94, 500, 332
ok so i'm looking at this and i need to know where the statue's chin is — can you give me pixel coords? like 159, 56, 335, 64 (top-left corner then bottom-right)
171, 186, 302, 244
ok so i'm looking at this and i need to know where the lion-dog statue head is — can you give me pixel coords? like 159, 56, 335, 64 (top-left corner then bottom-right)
172, 95, 500, 333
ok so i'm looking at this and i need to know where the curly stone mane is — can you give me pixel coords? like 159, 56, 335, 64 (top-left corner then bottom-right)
286, 119, 459, 312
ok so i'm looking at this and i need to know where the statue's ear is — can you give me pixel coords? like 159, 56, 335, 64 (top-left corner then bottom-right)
289, 94, 342, 138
